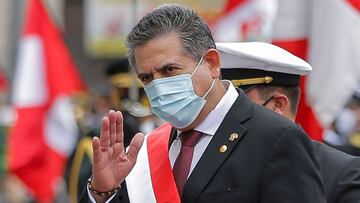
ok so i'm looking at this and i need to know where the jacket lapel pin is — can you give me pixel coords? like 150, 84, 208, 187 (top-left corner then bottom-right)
229, 133, 239, 141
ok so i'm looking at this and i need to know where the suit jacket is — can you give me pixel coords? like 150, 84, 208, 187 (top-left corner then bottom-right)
313, 141, 360, 203
330, 143, 360, 157
80, 90, 325, 203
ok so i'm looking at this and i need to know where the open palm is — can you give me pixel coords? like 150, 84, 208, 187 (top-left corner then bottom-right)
91, 110, 144, 193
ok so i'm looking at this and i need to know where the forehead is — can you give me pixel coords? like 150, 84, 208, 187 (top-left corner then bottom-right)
133, 32, 193, 72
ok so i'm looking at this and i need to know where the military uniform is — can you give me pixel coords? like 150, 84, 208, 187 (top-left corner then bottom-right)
218, 42, 360, 203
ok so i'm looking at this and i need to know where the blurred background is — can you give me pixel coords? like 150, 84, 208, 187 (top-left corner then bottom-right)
0, 0, 359, 202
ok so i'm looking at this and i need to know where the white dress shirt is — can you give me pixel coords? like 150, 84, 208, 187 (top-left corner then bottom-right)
89, 80, 239, 202
169, 80, 238, 176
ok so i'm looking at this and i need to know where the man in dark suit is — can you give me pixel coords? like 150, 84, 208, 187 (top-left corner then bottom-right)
218, 42, 360, 203
81, 4, 326, 203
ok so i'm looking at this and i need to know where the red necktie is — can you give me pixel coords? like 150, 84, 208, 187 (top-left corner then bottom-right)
173, 130, 202, 196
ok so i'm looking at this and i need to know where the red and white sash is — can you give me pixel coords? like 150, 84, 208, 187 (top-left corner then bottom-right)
126, 123, 181, 203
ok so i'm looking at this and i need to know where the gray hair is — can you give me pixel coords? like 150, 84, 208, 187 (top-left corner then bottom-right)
126, 3, 216, 71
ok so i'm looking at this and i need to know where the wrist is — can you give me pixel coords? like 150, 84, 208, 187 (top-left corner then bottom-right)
88, 176, 120, 197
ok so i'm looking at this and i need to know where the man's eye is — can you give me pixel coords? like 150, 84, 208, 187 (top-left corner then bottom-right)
140, 75, 151, 84
164, 66, 175, 74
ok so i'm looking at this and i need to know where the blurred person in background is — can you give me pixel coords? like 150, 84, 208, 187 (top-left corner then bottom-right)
218, 42, 360, 203
347, 89, 360, 150
326, 88, 360, 156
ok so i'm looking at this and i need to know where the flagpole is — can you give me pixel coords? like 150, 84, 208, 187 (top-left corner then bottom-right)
129, 0, 139, 103
10, 0, 25, 83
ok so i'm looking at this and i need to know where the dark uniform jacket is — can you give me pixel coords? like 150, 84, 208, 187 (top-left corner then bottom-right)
313, 141, 360, 203
80, 90, 326, 203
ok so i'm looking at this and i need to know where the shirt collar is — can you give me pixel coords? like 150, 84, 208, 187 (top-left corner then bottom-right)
193, 80, 238, 136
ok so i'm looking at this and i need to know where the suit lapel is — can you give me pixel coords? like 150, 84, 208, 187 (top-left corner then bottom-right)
182, 91, 254, 202
169, 128, 177, 149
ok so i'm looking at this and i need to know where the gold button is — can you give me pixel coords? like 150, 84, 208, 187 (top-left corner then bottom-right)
229, 133, 239, 141
219, 145, 227, 153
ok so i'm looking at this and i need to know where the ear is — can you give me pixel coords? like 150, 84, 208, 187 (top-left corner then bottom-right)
203, 48, 221, 78
272, 94, 289, 115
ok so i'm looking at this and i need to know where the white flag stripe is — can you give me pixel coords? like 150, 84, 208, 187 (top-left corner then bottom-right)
272, 0, 308, 40
12, 36, 48, 107
45, 95, 79, 156
307, 0, 360, 126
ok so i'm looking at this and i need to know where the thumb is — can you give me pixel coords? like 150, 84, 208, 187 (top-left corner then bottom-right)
127, 133, 145, 163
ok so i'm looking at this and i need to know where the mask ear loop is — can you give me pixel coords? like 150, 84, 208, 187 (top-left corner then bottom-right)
190, 54, 205, 77
202, 79, 215, 99
190, 53, 214, 99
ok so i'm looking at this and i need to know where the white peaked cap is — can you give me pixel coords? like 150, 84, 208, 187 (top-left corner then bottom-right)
217, 42, 312, 87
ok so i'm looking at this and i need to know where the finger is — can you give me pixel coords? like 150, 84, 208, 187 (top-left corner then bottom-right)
100, 117, 110, 148
92, 136, 102, 164
115, 111, 124, 145
108, 110, 116, 146
127, 133, 145, 163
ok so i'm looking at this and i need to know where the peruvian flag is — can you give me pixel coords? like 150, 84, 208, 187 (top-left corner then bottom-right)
211, 0, 325, 140
272, 0, 360, 141
8, 0, 85, 202
211, 0, 277, 42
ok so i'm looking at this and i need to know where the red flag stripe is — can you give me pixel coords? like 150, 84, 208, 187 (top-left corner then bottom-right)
347, 0, 360, 12
224, 0, 248, 12
0, 69, 7, 91
297, 77, 324, 141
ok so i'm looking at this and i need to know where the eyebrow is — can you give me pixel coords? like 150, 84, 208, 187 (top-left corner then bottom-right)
137, 62, 181, 79
155, 62, 181, 72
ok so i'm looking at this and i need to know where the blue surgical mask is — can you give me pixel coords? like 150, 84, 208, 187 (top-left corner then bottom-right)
144, 56, 215, 129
